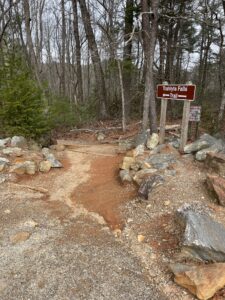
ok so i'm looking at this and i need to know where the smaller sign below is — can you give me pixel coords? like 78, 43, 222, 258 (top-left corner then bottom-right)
189, 106, 201, 122
157, 84, 196, 101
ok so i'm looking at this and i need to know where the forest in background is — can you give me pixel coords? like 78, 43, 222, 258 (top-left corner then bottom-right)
0, 0, 225, 139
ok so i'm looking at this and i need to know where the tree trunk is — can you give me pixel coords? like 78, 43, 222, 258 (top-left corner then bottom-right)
142, 0, 159, 133
23, 0, 41, 86
72, 0, 84, 103
78, 0, 108, 119
123, 0, 134, 121
61, 0, 66, 95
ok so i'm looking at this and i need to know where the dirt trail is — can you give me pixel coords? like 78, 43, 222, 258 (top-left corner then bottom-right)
20, 143, 136, 229
72, 152, 136, 230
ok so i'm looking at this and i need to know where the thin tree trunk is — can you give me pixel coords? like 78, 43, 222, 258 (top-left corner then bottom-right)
23, 0, 41, 86
72, 0, 84, 103
117, 60, 126, 132
123, 0, 134, 121
142, 0, 159, 133
78, 0, 108, 119
61, 0, 66, 95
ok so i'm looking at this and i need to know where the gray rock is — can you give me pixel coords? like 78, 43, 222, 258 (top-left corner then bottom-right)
150, 144, 166, 155
0, 157, 10, 164
138, 174, 164, 199
0, 157, 9, 171
118, 139, 135, 153
42, 147, 50, 157
0, 161, 6, 172
10, 163, 27, 175
147, 133, 159, 150
184, 134, 217, 154
133, 168, 158, 185
177, 204, 225, 262
135, 130, 149, 147
25, 161, 37, 175
170, 139, 180, 149
97, 132, 106, 141
11, 136, 27, 148
28, 140, 41, 152
0, 138, 11, 148
119, 170, 132, 183
165, 169, 176, 177
0, 174, 7, 184
46, 153, 62, 168
146, 154, 176, 170
195, 140, 224, 161
3, 147, 22, 157
39, 160, 52, 173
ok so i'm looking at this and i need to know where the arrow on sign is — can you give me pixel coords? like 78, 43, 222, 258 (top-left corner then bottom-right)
163, 94, 170, 97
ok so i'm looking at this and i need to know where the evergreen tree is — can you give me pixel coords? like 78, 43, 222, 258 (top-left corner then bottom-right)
0, 49, 49, 138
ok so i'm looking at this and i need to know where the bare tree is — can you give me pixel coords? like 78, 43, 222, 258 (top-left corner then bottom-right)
142, 0, 159, 132
78, 0, 108, 119
23, 0, 41, 85
72, 0, 84, 103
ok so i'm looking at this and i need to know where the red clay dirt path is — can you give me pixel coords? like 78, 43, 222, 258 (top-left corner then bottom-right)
72, 153, 137, 230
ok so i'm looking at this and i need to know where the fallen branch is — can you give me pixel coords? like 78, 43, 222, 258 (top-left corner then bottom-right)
10, 183, 49, 194
70, 121, 142, 133
168, 131, 180, 138
157, 124, 181, 131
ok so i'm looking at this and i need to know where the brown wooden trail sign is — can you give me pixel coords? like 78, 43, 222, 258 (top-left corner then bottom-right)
156, 83, 197, 153
157, 84, 196, 101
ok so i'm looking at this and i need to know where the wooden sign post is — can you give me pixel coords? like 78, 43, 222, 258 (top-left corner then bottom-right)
159, 82, 168, 144
157, 83, 196, 152
189, 106, 202, 141
180, 100, 191, 152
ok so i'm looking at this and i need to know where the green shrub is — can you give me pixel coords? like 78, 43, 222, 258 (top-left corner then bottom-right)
0, 51, 49, 138
48, 95, 97, 129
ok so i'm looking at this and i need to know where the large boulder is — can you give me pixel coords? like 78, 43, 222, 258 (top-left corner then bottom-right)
195, 139, 224, 161
177, 204, 225, 262
170, 262, 225, 300
146, 153, 176, 170
184, 134, 217, 154
11, 136, 27, 148
138, 174, 164, 199
205, 152, 225, 176
206, 174, 225, 206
